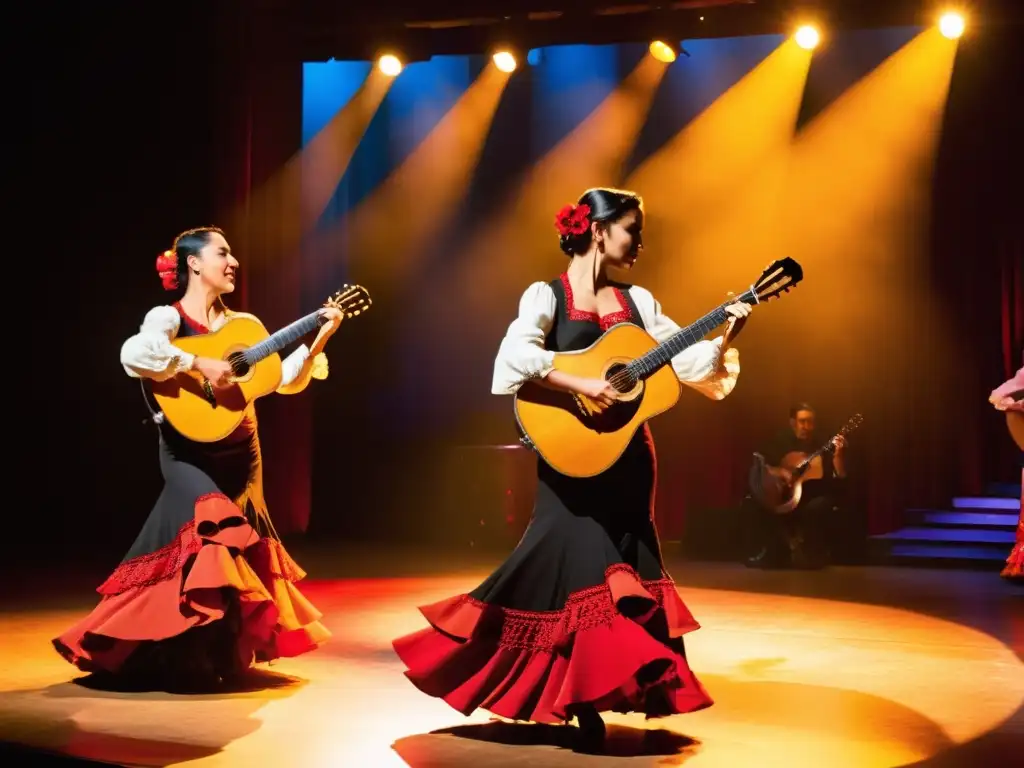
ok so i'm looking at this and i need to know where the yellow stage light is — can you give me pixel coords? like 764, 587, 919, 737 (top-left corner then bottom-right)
795, 25, 820, 50
493, 51, 517, 73
649, 40, 678, 63
377, 54, 403, 76
938, 12, 966, 39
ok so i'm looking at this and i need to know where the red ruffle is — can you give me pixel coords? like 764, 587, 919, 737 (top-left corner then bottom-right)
97, 494, 307, 596
392, 563, 712, 724
1001, 471, 1023, 580
56, 493, 329, 674
98, 519, 202, 595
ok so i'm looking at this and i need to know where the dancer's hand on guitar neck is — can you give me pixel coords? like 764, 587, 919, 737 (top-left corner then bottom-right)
310, 306, 344, 355
723, 294, 752, 346
192, 357, 233, 389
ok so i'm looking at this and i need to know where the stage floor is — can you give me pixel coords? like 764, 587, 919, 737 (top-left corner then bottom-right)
1, 545, 1022, 767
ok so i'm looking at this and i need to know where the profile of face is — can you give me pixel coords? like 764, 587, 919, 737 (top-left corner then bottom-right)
187, 231, 238, 295
596, 208, 644, 270
790, 409, 816, 441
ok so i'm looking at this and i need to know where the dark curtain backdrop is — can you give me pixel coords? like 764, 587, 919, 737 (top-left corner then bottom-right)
211, 4, 312, 533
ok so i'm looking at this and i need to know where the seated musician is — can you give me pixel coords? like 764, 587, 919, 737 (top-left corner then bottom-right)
743, 403, 847, 568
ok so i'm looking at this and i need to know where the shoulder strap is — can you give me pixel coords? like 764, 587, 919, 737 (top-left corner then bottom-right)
615, 284, 645, 331
545, 277, 565, 348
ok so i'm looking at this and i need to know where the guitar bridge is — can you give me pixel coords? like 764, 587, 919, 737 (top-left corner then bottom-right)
201, 378, 217, 407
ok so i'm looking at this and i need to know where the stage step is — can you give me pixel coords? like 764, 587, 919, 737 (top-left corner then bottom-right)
952, 496, 1020, 511
870, 482, 1019, 569
916, 510, 1019, 528
882, 542, 1009, 570
875, 527, 1016, 544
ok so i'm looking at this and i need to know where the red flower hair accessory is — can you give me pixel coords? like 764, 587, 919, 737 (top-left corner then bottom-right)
155, 249, 179, 291
554, 203, 591, 237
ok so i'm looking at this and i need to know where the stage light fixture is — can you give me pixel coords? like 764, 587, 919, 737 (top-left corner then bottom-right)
377, 54, 403, 76
493, 50, 518, 73
938, 11, 966, 39
649, 40, 677, 63
794, 25, 820, 50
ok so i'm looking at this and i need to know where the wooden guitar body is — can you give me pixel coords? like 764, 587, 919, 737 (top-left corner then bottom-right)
749, 453, 804, 515
149, 315, 282, 443
514, 323, 681, 477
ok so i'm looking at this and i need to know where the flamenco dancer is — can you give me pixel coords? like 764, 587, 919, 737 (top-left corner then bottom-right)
393, 188, 752, 749
989, 358, 1024, 581
53, 226, 337, 692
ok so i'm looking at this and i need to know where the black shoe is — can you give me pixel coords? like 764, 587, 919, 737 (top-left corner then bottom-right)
573, 706, 606, 754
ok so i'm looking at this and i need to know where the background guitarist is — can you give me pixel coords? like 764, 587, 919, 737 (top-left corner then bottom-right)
743, 402, 848, 569
53, 226, 340, 692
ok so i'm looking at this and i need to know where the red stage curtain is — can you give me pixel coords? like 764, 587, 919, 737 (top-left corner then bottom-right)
213, 5, 310, 533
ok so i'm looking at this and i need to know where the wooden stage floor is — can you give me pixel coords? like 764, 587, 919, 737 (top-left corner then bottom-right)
1, 544, 1022, 767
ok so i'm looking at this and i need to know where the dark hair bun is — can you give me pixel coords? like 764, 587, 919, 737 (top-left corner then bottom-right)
559, 232, 587, 255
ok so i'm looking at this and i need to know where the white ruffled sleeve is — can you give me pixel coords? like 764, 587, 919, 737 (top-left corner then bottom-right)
631, 286, 740, 401
491, 282, 558, 395
280, 345, 311, 388
120, 306, 196, 381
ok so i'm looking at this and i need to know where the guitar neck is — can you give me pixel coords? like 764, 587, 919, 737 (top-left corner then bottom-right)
798, 425, 851, 470
627, 287, 757, 379
244, 311, 322, 364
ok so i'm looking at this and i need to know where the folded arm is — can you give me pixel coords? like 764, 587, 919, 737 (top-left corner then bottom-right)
491, 282, 558, 395
120, 306, 196, 380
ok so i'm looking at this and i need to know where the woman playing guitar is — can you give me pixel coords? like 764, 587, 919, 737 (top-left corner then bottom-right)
53, 227, 342, 691
393, 188, 752, 750
990, 360, 1024, 581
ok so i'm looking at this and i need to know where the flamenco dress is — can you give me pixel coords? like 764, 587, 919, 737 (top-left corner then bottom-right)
53, 303, 330, 688
393, 274, 741, 724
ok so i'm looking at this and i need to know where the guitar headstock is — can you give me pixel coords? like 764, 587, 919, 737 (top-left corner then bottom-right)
747, 257, 803, 304
325, 284, 372, 318
840, 413, 864, 435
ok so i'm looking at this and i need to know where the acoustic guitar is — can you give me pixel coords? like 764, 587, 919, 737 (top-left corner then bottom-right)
146, 284, 371, 442
513, 257, 803, 478
748, 413, 863, 515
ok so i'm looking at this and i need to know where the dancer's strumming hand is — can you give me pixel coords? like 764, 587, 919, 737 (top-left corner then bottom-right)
192, 357, 233, 389
575, 377, 619, 408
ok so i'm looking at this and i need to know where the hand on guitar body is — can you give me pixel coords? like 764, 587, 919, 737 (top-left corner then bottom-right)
540, 370, 620, 411
191, 357, 234, 389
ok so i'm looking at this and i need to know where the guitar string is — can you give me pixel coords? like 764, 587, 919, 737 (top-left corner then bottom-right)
597, 280, 793, 393
603, 306, 729, 391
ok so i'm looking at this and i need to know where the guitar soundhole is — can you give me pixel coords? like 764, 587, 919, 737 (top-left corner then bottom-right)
227, 352, 250, 378
605, 363, 636, 394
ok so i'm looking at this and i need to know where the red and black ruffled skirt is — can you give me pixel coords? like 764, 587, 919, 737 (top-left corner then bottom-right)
53, 425, 329, 686
393, 429, 713, 723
